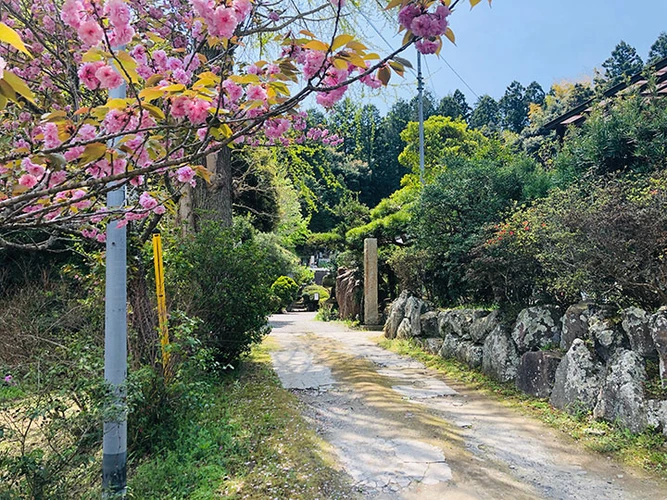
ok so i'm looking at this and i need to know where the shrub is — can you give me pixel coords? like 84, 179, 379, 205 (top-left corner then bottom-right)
470, 173, 667, 309
406, 153, 549, 306
271, 276, 299, 312
169, 220, 275, 367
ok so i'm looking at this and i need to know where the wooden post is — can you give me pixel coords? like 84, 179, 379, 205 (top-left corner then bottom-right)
364, 238, 379, 325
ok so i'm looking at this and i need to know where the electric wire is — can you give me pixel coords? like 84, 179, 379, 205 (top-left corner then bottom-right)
355, 7, 480, 101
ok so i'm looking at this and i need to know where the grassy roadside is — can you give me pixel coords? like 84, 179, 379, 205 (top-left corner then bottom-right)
127, 342, 353, 499
378, 337, 667, 477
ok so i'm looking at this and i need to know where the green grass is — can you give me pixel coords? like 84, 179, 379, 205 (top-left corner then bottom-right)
0, 384, 25, 402
126, 343, 352, 499
379, 337, 667, 476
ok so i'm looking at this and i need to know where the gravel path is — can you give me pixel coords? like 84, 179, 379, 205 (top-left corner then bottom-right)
268, 313, 667, 500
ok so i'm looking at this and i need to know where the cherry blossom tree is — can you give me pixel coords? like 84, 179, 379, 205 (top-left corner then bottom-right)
0, 0, 488, 248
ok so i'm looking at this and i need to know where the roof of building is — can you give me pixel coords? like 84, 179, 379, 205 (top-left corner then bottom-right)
543, 56, 667, 134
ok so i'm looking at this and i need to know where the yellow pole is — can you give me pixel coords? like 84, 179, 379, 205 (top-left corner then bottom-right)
152, 233, 170, 378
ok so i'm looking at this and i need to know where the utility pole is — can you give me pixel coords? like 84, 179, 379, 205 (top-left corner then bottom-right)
102, 59, 128, 497
417, 51, 425, 186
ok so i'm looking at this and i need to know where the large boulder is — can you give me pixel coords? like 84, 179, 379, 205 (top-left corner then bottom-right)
336, 268, 362, 322
439, 309, 488, 341
515, 351, 562, 398
440, 334, 483, 369
550, 339, 604, 414
560, 302, 613, 352
621, 307, 657, 358
647, 400, 667, 435
396, 318, 413, 339
589, 316, 629, 363
649, 308, 667, 386
416, 337, 444, 355
420, 311, 440, 338
404, 296, 426, 337
470, 310, 500, 344
383, 291, 409, 339
511, 306, 562, 353
482, 326, 520, 383
593, 349, 648, 433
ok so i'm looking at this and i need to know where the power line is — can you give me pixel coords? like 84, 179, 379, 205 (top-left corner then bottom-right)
441, 57, 480, 99
354, 8, 480, 101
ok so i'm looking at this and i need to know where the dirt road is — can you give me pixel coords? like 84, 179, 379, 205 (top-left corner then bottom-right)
268, 313, 667, 500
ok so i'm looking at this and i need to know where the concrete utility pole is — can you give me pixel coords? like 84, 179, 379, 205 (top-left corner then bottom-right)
417, 51, 425, 186
102, 68, 128, 496
364, 238, 379, 325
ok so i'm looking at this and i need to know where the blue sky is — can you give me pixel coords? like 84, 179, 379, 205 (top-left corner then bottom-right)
357, 0, 667, 109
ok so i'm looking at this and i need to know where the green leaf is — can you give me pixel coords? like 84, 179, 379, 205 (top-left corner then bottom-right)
79, 143, 108, 165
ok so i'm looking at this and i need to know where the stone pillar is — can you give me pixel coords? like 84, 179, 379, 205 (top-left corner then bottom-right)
364, 238, 379, 325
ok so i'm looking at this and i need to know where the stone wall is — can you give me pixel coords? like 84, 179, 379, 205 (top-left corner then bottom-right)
384, 292, 667, 435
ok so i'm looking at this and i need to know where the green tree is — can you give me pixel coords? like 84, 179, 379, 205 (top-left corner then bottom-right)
597, 41, 644, 88
410, 151, 549, 304
525, 81, 546, 107
398, 116, 488, 183
372, 99, 413, 204
648, 32, 667, 64
499, 81, 529, 133
437, 89, 471, 121
469, 94, 500, 132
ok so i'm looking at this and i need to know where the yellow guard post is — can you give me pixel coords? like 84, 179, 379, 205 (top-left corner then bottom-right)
152, 233, 170, 377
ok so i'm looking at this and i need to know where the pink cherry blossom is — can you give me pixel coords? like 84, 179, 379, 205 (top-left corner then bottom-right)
22, 158, 45, 178
61, 0, 86, 30
209, 7, 238, 38
139, 191, 158, 210
18, 174, 38, 188
78, 61, 104, 90
110, 25, 135, 46
153, 204, 166, 215
95, 64, 123, 90
185, 98, 210, 124
106, 0, 132, 28
191, 0, 214, 20
222, 79, 243, 102
415, 38, 441, 55
398, 4, 421, 31
49, 170, 68, 187
246, 84, 267, 102
78, 20, 104, 46
176, 166, 196, 184
77, 123, 97, 141
303, 50, 326, 80
43, 122, 62, 149
233, 0, 253, 20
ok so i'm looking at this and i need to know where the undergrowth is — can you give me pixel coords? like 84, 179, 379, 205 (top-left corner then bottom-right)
126, 343, 353, 499
379, 338, 667, 476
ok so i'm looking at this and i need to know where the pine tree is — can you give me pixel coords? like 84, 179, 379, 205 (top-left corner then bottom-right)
648, 32, 667, 65
437, 89, 471, 121
499, 81, 528, 133
469, 95, 500, 132
598, 41, 644, 88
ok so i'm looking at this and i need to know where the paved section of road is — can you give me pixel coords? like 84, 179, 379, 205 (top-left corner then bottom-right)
268, 313, 667, 500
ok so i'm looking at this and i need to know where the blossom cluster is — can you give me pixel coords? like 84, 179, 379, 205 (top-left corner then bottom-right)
398, 2, 451, 54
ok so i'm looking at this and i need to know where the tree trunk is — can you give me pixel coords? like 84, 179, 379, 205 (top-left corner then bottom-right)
191, 147, 233, 229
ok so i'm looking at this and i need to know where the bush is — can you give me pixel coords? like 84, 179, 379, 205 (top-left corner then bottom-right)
406, 153, 549, 306
169, 220, 275, 367
470, 173, 667, 309
271, 276, 299, 312
0, 278, 106, 498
